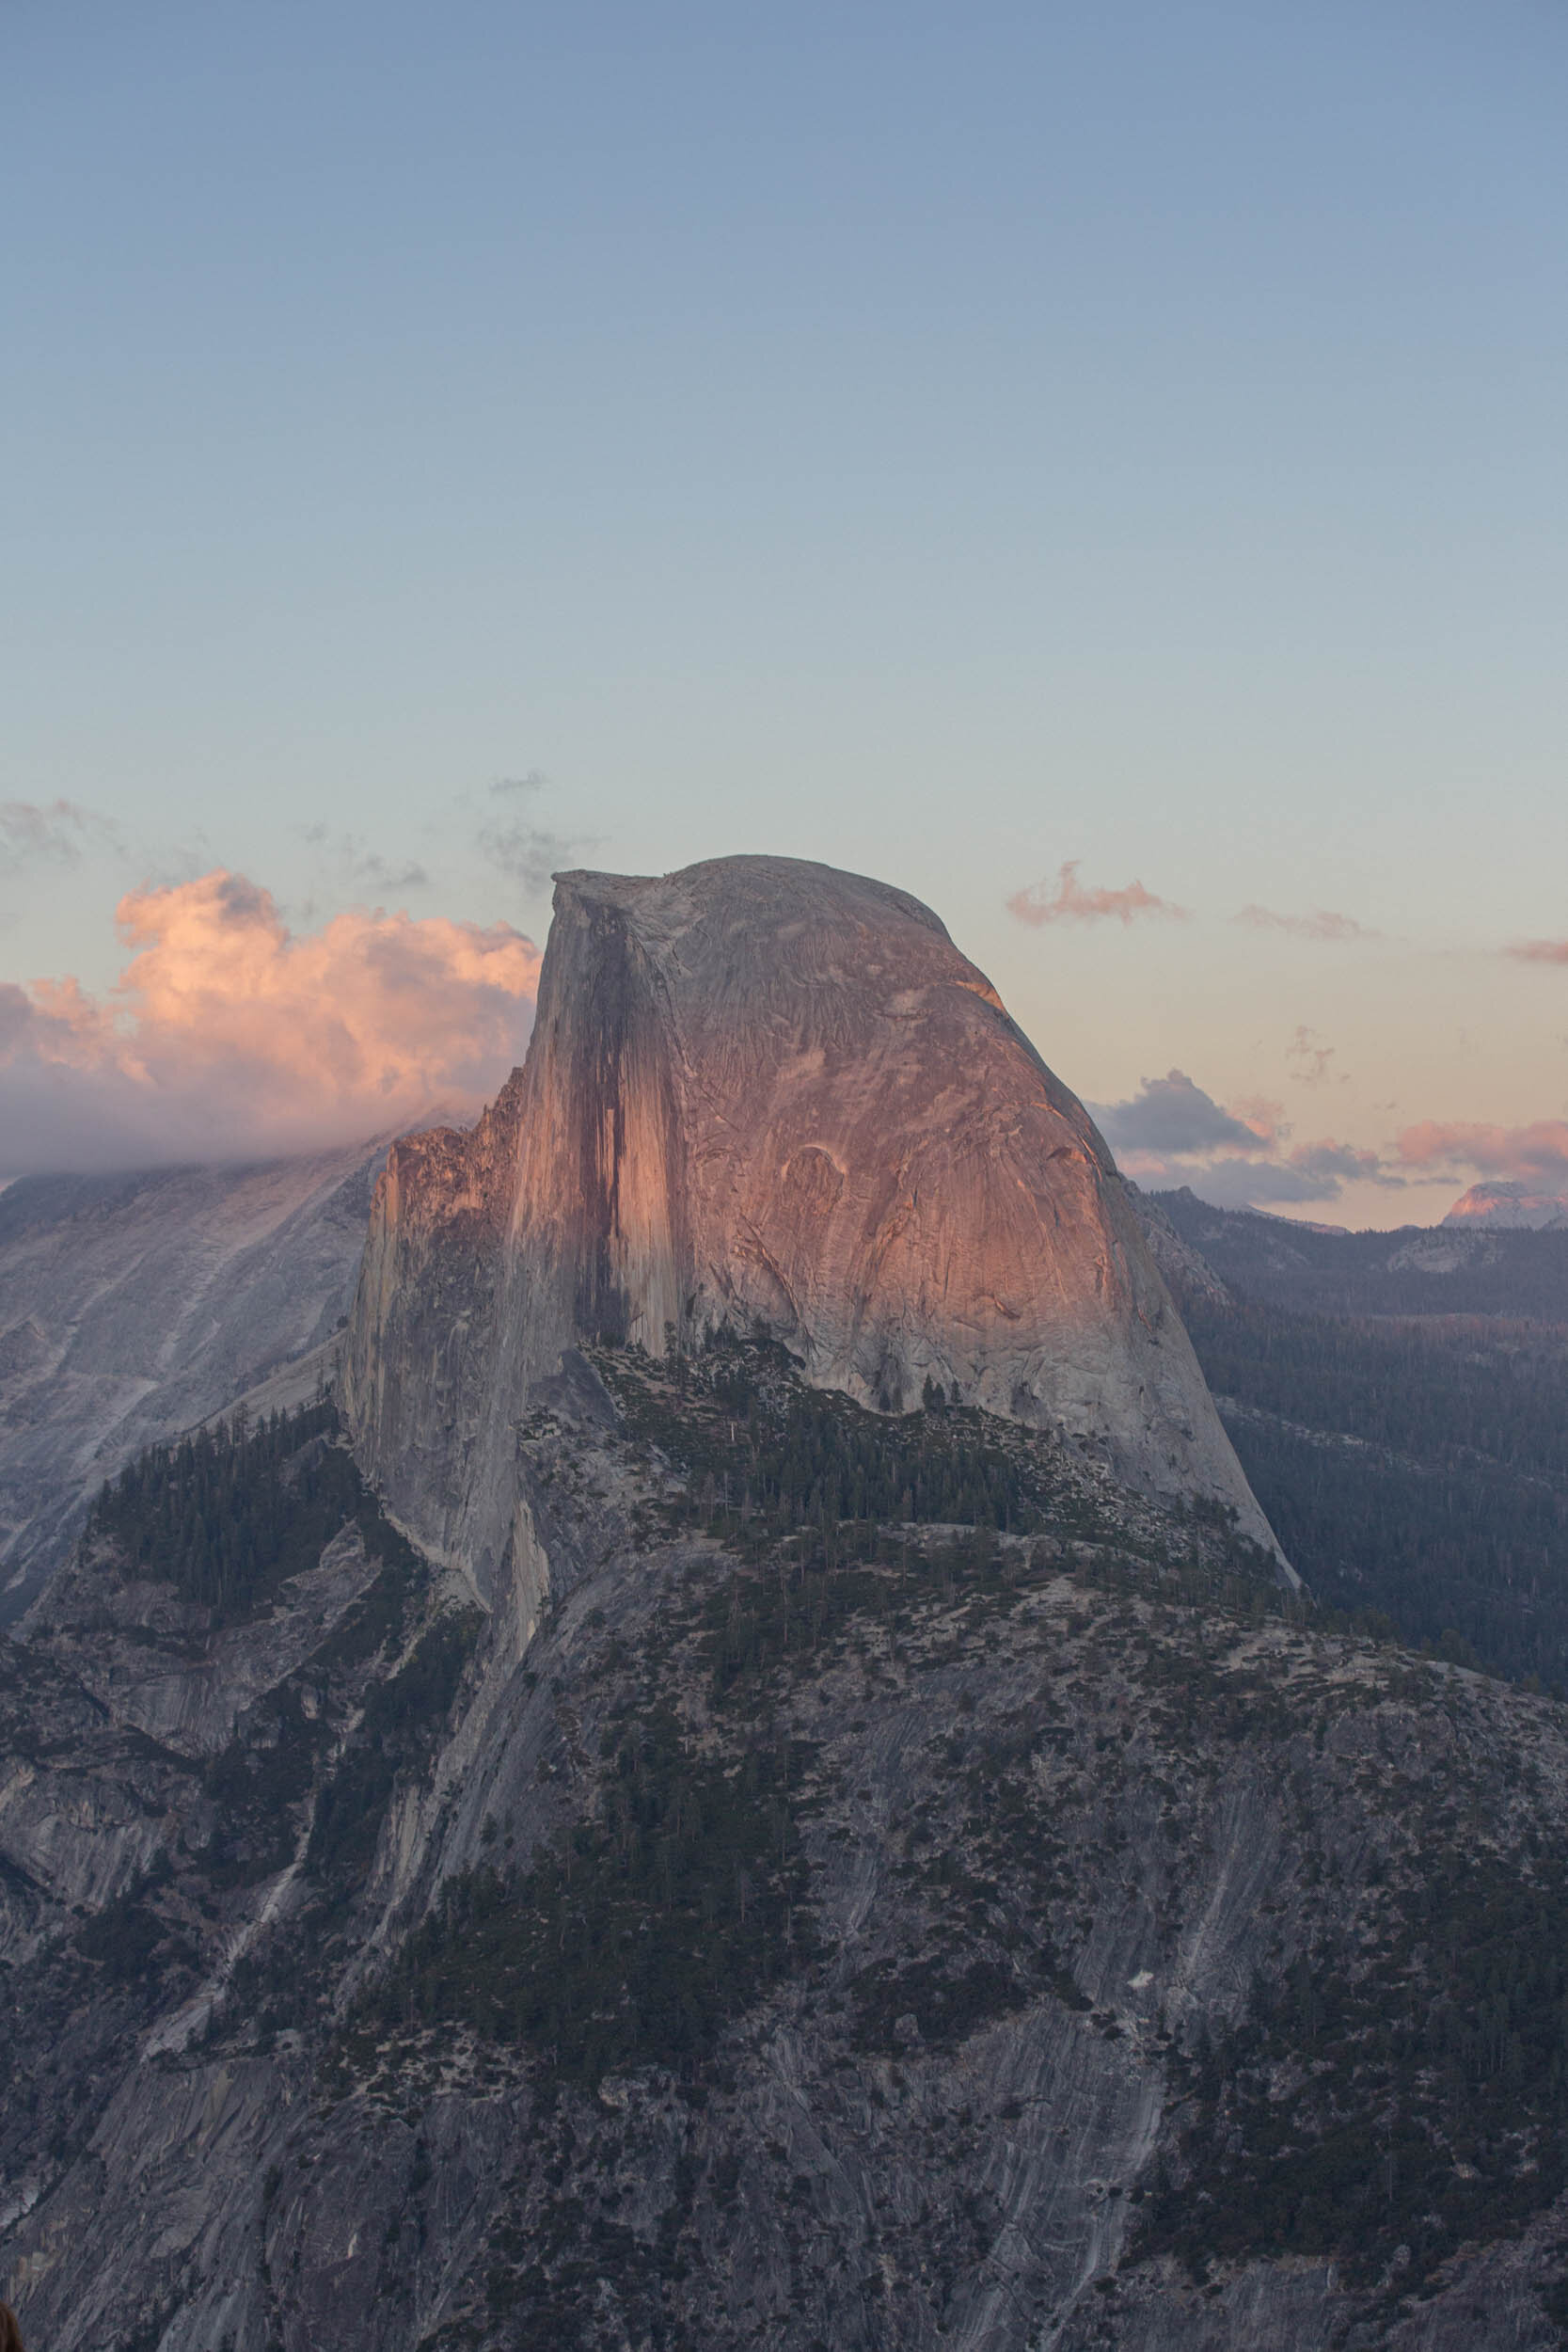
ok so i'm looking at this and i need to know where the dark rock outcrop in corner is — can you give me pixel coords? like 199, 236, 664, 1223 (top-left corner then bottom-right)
344, 855, 1283, 1587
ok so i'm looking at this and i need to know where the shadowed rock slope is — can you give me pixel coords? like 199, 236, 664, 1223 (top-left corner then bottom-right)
3, 1354, 1567, 2352
345, 856, 1281, 1593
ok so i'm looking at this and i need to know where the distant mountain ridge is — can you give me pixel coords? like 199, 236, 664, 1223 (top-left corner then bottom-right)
1145, 1183, 1568, 1318
0, 1104, 482, 1628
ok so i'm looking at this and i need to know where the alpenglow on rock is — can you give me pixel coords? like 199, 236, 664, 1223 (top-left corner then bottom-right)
344, 855, 1283, 1585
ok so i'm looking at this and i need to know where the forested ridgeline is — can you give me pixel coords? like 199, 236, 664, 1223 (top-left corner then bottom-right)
1166, 1276, 1568, 1693
584, 1328, 1281, 1588
19, 1320, 1568, 2343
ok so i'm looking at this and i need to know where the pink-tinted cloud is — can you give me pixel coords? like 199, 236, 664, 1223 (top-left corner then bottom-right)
1396, 1119, 1568, 1185
1227, 1094, 1289, 1152
0, 870, 542, 1173
1235, 904, 1374, 943
1508, 939, 1568, 965
1006, 861, 1188, 928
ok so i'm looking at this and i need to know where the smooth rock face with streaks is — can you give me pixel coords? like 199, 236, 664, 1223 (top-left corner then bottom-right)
345, 856, 1281, 1589
0, 1141, 389, 1626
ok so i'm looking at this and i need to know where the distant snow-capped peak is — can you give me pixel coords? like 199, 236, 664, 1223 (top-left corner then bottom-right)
1442, 1179, 1568, 1231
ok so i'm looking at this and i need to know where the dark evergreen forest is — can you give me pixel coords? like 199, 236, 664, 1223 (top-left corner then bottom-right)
90, 1397, 358, 1623
1152, 1200, 1568, 1692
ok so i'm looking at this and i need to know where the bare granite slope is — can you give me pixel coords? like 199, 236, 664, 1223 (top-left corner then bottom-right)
345, 856, 1282, 1591
0, 1142, 394, 1625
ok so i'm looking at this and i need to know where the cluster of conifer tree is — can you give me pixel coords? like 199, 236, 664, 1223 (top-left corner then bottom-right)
1141, 1847, 1568, 2296
89, 1396, 361, 1623
737, 1373, 1037, 1532
355, 1706, 814, 2086
607, 1330, 1099, 1546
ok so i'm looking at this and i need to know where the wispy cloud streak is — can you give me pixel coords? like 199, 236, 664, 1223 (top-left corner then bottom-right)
1006, 861, 1187, 928
477, 773, 593, 896
1235, 904, 1374, 942
1, 800, 123, 867
300, 825, 430, 895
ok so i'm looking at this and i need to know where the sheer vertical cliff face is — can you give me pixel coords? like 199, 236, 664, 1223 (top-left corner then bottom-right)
344, 856, 1281, 1587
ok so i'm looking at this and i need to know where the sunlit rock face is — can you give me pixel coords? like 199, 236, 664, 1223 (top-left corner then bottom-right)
344, 856, 1282, 1586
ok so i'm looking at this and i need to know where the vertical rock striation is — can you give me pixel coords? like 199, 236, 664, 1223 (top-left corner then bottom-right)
344, 855, 1283, 1587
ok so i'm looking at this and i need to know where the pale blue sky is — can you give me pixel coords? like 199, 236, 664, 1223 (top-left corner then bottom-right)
5, 1, 1567, 1218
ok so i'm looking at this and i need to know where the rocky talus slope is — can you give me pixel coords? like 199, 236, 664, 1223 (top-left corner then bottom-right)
3, 1350, 1567, 2352
344, 857, 1282, 1591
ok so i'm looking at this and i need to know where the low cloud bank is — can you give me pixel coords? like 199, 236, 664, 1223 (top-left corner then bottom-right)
0, 870, 542, 1173
1107, 1085, 1568, 1218
1094, 1069, 1404, 1209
